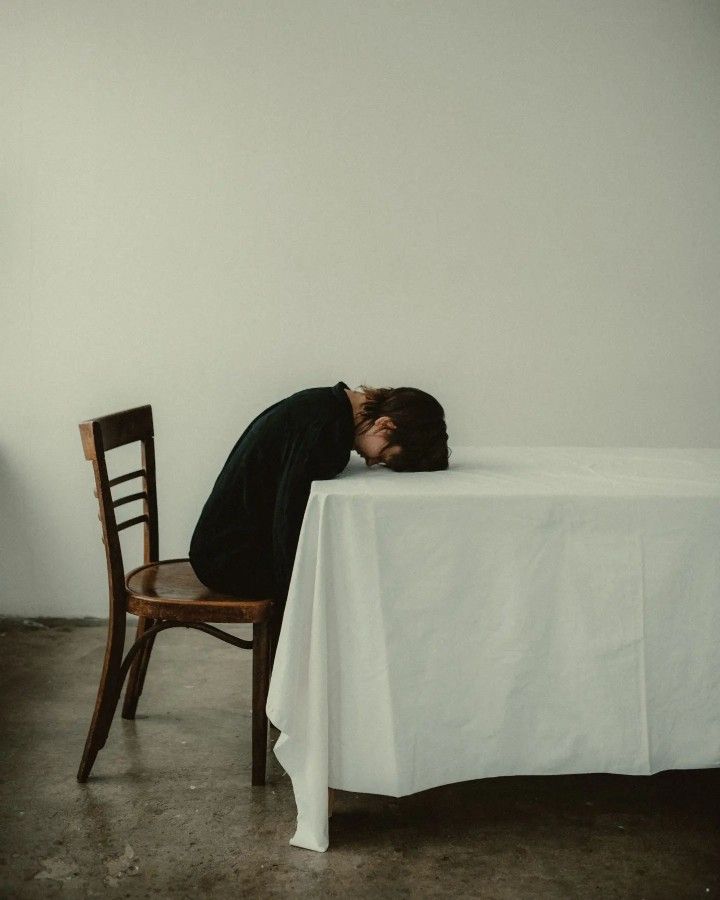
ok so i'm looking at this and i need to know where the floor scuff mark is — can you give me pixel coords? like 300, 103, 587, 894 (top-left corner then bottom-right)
104, 844, 139, 887
34, 856, 79, 882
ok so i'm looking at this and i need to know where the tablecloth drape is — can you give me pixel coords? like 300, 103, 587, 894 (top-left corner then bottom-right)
266, 447, 720, 852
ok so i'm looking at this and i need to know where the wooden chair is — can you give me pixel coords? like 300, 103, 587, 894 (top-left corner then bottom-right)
76, 404, 277, 786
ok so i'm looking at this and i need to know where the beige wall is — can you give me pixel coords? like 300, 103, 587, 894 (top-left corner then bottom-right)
2, 1, 719, 615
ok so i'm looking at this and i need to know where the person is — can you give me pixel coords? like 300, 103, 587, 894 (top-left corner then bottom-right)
189, 380, 450, 611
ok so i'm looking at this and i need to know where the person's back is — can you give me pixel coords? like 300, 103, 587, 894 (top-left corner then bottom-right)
189, 379, 450, 611
189, 381, 356, 603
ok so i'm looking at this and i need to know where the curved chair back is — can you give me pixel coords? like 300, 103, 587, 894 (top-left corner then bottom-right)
79, 404, 160, 612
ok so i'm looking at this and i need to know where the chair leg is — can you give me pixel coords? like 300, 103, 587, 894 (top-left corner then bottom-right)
136, 624, 156, 697
251, 620, 271, 785
122, 616, 156, 720
77, 612, 127, 782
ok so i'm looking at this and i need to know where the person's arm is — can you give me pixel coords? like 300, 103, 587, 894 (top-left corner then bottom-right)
271, 433, 317, 606
271, 406, 348, 605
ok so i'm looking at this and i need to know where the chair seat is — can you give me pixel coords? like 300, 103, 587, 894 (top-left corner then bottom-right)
125, 558, 273, 623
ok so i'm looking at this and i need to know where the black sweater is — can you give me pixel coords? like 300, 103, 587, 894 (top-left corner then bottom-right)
189, 381, 354, 604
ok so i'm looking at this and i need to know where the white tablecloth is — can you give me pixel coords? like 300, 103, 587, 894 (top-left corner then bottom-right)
266, 446, 720, 852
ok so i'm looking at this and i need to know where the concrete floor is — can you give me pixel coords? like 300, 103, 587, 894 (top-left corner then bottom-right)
0, 619, 718, 900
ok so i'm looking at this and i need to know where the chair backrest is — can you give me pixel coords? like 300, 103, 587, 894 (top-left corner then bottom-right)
79, 404, 160, 608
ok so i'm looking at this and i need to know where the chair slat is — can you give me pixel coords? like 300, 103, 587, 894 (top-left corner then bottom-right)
113, 491, 147, 509
117, 514, 149, 532
108, 469, 146, 488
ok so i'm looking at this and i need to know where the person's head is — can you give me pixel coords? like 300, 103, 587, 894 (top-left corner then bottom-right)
353, 384, 450, 472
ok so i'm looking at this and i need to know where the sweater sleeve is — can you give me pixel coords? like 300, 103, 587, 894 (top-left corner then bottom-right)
271, 431, 318, 606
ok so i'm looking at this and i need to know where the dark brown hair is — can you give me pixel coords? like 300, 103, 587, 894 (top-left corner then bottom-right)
356, 384, 451, 472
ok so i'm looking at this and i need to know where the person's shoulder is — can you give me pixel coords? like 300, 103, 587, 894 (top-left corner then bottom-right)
284, 384, 336, 405
271, 385, 337, 423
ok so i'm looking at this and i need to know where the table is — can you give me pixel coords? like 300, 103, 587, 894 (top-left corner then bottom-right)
265, 446, 720, 852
